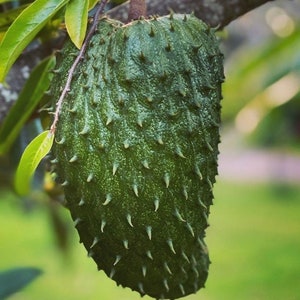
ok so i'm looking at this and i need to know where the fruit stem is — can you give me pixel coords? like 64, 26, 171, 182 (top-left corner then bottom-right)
128, 0, 147, 21
50, 0, 109, 135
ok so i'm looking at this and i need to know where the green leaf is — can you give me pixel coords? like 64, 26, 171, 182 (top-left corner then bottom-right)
0, 267, 42, 299
0, 32, 5, 44
0, 0, 69, 82
14, 130, 54, 196
0, 4, 29, 29
0, 56, 56, 154
0, 0, 20, 3
88, 0, 99, 10
222, 30, 300, 121
65, 0, 89, 49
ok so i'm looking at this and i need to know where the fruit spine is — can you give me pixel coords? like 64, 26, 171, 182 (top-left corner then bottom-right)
51, 14, 224, 299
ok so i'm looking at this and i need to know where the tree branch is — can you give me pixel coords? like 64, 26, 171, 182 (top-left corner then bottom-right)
108, 0, 274, 27
0, 0, 276, 124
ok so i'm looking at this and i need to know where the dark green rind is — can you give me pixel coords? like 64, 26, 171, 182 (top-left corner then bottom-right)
51, 14, 224, 300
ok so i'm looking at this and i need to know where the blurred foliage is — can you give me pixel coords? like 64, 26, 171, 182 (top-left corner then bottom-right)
0, 56, 55, 154
223, 24, 300, 121
1, 181, 300, 300
249, 92, 300, 148
0, 267, 42, 299
222, 5, 300, 149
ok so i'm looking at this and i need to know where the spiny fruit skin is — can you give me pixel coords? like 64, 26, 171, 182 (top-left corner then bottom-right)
51, 14, 224, 299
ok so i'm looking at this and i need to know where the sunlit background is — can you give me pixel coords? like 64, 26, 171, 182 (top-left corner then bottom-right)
1, 1, 300, 299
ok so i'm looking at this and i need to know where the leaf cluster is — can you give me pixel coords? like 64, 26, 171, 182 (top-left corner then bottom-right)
0, 0, 101, 194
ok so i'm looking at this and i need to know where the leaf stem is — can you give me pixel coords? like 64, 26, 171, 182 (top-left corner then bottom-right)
50, 0, 109, 135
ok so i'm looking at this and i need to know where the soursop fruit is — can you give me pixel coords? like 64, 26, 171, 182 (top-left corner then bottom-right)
51, 14, 224, 299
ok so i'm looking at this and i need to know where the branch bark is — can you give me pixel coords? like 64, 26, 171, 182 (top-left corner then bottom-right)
108, 0, 274, 27
0, 0, 275, 124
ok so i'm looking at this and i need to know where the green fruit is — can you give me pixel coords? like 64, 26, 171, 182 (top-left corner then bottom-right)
51, 14, 224, 299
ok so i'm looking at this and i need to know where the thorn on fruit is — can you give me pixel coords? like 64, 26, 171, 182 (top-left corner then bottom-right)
164, 173, 170, 188
50, 158, 58, 164
193, 266, 199, 278
56, 137, 65, 145
202, 211, 209, 225
174, 208, 185, 222
123, 140, 130, 149
145, 226, 152, 240
170, 23, 175, 32
137, 117, 143, 128
179, 284, 185, 295
194, 282, 199, 293
78, 198, 85, 206
126, 213, 134, 227
87, 173, 94, 182
138, 282, 145, 294
195, 165, 203, 181
197, 196, 207, 209
183, 187, 188, 200
123, 239, 129, 249
182, 251, 190, 263
178, 89, 186, 97
87, 250, 94, 257
192, 44, 202, 53
74, 218, 82, 227
146, 250, 153, 260
98, 142, 105, 151
90, 237, 99, 248
175, 146, 186, 158
133, 184, 139, 197
101, 219, 106, 233
68, 106, 77, 113
163, 278, 170, 292
106, 115, 113, 126
186, 222, 195, 237
123, 31, 129, 41
167, 239, 176, 254
165, 42, 171, 52
113, 255, 121, 266
156, 136, 164, 145
197, 237, 208, 254
61, 180, 69, 186
69, 155, 78, 163
207, 176, 213, 190
79, 125, 90, 135
103, 194, 112, 205
164, 262, 172, 275
154, 198, 159, 212
109, 268, 116, 279
139, 51, 146, 62
112, 162, 119, 175
149, 26, 155, 37
142, 160, 150, 169
142, 265, 147, 277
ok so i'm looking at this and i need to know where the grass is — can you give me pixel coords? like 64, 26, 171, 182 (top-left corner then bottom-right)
203, 182, 300, 300
0, 181, 300, 300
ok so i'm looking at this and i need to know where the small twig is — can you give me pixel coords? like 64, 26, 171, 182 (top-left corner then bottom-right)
50, 0, 109, 135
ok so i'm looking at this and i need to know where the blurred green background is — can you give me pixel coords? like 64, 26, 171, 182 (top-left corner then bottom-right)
1, 1, 300, 300
1, 181, 300, 300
